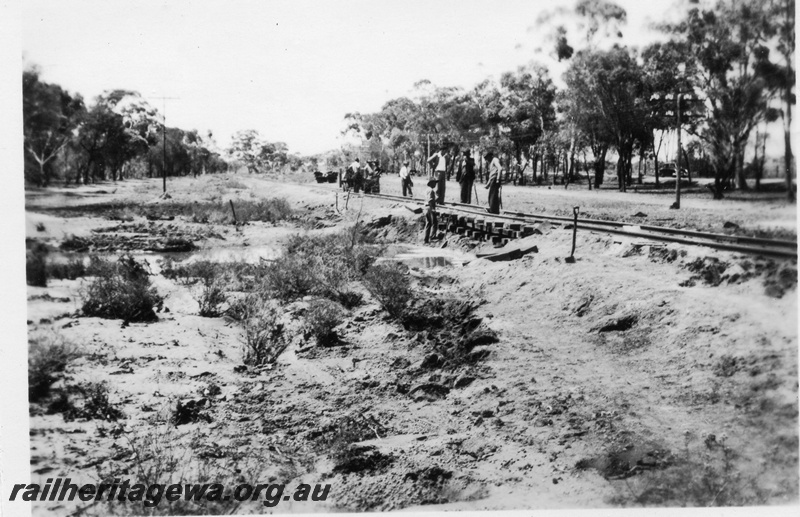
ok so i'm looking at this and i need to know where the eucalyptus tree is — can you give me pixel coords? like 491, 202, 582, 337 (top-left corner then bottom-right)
641, 39, 696, 187
564, 46, 649, 190
498, 64, 558, 166
22, 68, 85, 186
665, 0, 782, 197
74, 90, 157, 183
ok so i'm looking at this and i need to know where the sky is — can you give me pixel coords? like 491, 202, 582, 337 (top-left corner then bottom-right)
22, 0, 687, 156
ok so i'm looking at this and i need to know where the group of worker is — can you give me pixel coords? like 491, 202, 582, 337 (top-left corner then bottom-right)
394, 144, 504, 244
398, 146, 503, 207
342, 158, 382, 193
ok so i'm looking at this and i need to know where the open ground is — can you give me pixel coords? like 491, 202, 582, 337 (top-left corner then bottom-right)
23, 172, 798, 514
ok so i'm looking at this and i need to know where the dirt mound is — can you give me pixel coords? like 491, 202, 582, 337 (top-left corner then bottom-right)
576, 442, 674, 480
679, 255, 797, 298
401, 296, 499, 373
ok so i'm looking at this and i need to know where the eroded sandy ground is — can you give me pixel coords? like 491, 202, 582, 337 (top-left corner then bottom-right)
24, 174, 798, 514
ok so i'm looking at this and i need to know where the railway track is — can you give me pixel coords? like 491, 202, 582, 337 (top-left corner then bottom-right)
312, 184, 798, 259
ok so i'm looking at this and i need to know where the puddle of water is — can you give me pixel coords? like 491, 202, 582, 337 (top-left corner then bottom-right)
162, 245, 280, 264
378, 244, 472, 269
47, 245, 280, 275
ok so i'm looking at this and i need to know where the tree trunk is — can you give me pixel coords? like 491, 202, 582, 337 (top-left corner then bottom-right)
784, 95, 795, 201
682, 147, 692, 184
653, 140, 660, 188
754, 132, 762, 190
584, 151, 591, 190
735, 146, 748, 190
594, 146, 607, 189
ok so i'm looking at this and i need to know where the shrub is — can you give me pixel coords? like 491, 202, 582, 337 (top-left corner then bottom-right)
241, 299, 289, 366
47, 258, 88, 280
60, 234, 90, 252
262, 227, 381, 304
233, 198, 292, 223
48, 381, 125, 422
161, 259, 231, 317
26, 241, 48, 287
260, 254, 318, 302
363, 263, 412, 318
81, 255, 163, 322
28, 329, 81, 402
196, 275, 228, 317
69, 381, 125, 421
608, 434, 772, 506
187, 198, 292, 224
304, 298, 346, 345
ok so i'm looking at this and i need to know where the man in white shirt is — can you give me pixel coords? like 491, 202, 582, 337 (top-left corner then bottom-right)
427, 145, 449, 204
344, 158, 360, 190
399, 160, 412, 197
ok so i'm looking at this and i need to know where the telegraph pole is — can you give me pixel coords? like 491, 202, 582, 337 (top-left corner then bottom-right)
150, 95, 179, 194
426, 133, 430, 177
674, 93, 683, 209
650, 92, 703, 210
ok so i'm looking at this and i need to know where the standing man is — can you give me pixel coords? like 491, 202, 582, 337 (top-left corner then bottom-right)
458, 150, 476, 204
484, 151, 502, 214
424, 178, 438, 244
399, 160, 413, 197
427, 144, 449, 205
346, 157, 360, 191
446, 148, 456, 181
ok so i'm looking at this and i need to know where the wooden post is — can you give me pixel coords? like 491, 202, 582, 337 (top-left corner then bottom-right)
674, 94, 682, 209
426, 134, 430, 177
229, 200, 238, 225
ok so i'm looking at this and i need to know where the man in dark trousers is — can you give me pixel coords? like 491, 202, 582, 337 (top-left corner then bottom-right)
458, 149, 476, 204
424, 178, 438, 244
399, 160, 413, 197
427, 144, 449, 205
484, 151, 502, 214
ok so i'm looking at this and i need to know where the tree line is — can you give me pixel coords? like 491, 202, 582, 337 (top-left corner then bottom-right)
341, 0, 795, 200
22, 70, 305, 187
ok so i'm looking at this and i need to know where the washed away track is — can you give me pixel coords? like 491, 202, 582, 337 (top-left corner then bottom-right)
314, 184, 797, 259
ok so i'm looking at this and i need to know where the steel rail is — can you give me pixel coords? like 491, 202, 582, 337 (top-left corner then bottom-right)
309, 185, 797, 259
374, 192, 796, 249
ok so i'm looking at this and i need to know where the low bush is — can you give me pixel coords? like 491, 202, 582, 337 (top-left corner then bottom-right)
608, 433, 772, 506
260, 227, 381, 304
186, 198, 292, 225
241, 299, 289, 366
26, 241, 48, 287
196, 275, 228, 317
81, 255, 163, 322
48, 381, 125, 422
28, 329, 81, 402
47, 258, 88, 280
60, 234, 90, 252
260, 254, 318, 302
363, 263, 412, 318
304, 298, 346, 346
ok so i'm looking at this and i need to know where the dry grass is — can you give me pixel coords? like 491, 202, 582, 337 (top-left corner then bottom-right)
28, 328, 81, 402
241, 298, 289, 366
81, 255, 163, 322
363, 262, 412, 318
303, 298, 346, 346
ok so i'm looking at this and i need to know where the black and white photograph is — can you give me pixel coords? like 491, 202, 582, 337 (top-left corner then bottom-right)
1, 0, 798, 515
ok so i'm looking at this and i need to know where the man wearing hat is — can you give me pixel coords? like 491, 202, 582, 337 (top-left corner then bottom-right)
458, 149, 476, 204
484, 151, 502, 214
399, 160, 413, 197
424, 177, 438, 244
